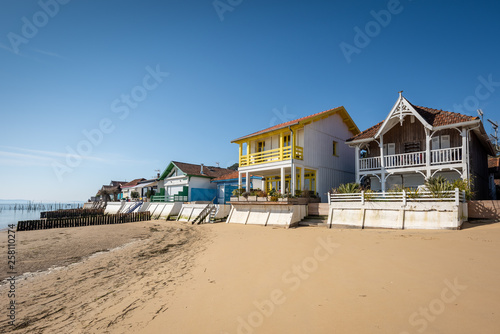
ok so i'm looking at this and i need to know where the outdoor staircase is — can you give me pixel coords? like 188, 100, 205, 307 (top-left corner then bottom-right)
191, 197, 217, 225
298, 215, 329, 227
127, 201, 143, 214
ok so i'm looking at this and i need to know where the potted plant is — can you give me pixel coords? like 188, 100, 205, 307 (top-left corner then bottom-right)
247, 189, 257, 202
230, 189, 240, 202
239, 191, 250, 201
256, 190, 268, 201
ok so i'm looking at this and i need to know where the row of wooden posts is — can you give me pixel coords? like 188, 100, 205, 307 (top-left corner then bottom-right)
17, 212, 151, 231
40, 208, 105, 219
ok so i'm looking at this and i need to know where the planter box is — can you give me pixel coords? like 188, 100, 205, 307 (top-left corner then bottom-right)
230, 196, 239, 202
247, 196, 257, 202
257, 197, 268, 202
238, 196, 247, 201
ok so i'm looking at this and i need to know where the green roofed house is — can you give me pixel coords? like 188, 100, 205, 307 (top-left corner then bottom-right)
151, 161, 234, 203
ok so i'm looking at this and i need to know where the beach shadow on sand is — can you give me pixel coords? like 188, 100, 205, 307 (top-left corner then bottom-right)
461, 219, 500, 230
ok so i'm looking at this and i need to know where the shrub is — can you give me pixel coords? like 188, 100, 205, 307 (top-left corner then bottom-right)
425, 176, 453, 198
256, 190, 267, 197
131, 191, 140, 199
336, 183, 361, 194
452, 178, 474, 201
232, 188, 245, 196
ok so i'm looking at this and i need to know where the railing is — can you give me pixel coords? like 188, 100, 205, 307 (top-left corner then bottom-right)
359, 147, 463, 171
359, 157, 381, 170
151, 195, 188, 202
294, 146, 304, 160
329, 188, 465, 205
240, 146, 303, 166
431, 147, 462, 164
384, 151, 426, 168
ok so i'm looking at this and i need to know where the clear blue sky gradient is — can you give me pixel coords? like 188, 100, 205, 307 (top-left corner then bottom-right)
0, 0, 499, 201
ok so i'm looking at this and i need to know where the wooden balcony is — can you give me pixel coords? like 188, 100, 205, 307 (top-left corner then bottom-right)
240, 146, 304, 167
359, 147, 463, 171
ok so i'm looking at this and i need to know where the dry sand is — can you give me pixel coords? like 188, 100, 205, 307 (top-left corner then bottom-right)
1, 220, 500, 333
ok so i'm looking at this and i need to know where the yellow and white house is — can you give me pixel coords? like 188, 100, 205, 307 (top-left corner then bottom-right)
231, 106, 360, 202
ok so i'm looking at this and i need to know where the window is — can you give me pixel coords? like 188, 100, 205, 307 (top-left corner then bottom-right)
441, 135, 450, 149
388, 143, 395, 155
431, 137, 440, 150
333, 141, 338, 156
431, 136, 450, 150
257, 141, 265, 152
383, 143, 395, 155
283, 135, 291, 147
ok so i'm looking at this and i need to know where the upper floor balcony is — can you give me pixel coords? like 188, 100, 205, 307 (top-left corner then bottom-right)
359, 147, 463, 171
240, 145, 303, 167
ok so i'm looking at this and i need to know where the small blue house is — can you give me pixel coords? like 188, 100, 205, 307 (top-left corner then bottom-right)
211, 171, 264, 204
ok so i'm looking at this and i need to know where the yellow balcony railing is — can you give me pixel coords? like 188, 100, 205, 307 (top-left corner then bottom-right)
240, 146, 303, 167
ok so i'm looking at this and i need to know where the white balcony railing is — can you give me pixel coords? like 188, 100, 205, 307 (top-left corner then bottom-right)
384, 151, 426, 168
359, 147, 463, 171
431, 147, 462, 164
359, 156, 381, 170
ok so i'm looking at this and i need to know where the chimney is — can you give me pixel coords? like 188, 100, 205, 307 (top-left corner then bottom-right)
200, 163, 204, 174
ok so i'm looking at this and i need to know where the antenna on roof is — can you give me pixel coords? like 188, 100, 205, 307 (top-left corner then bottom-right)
215, 162, 220, 167
477, 109, 484, 122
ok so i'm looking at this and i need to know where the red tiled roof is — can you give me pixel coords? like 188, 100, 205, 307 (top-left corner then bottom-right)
489, 157, 500, 169
211, 170, 240, 181
211, 171, 264, 181
232, 106, 344, 142
172, 161, 234, 178
121, 178, 147, 188
348, 103, 479, 142
411, 104, 477, 127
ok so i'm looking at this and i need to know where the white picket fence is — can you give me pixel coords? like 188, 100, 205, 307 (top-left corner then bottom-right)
329, 188, 465, 206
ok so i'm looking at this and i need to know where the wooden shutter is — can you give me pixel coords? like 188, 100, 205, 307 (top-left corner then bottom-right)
441, 135, 450, 149
431, 137, 440, 150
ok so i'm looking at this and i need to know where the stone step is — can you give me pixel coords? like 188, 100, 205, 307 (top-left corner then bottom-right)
299, 219, 328, 227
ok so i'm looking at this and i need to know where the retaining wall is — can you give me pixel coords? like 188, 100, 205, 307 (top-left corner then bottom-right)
328, 202, 467, 230
104, 202, 182, 219
468, 200, 500, 220
177, 204, 231, 223
226, 203, 307, 228
308, 203, 329, 216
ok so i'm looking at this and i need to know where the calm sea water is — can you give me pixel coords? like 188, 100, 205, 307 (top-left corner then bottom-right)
0, 202, 83, 230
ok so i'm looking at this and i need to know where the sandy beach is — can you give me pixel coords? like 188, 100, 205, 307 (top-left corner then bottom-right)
1, 220, 500, 333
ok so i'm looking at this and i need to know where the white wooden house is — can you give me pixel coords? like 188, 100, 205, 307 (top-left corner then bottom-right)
346, 92, 495, 199
231, 106, 360, 202
152, 161, 234, 202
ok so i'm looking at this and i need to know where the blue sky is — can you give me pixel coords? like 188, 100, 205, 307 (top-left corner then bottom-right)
0, 0, 499, 201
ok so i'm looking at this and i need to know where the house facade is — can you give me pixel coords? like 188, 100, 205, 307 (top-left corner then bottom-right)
489, 156, 500, 199
346, 92, 495, 199
231, 106, 360, 202
152, 161, 233, 202
121, 178, 146, 199
211, 171, 264, 204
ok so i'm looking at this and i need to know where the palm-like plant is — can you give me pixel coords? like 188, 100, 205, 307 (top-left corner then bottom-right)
425, 176, 453, 198
336, 183, 361, 194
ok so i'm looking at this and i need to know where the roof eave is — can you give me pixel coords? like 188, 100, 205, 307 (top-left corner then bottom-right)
231, 122, 300, 143
431, 119, 481, 131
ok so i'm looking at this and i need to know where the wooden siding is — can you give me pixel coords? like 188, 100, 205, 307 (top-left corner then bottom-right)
469, 131, 489, 199
365, 120, 462, 157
